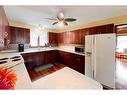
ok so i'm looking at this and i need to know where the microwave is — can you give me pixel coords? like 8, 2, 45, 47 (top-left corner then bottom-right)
75, 46, 84, 53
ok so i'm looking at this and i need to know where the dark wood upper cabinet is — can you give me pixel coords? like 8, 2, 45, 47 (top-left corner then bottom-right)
88, 24, 115, 35
10, 27, 17, 44
25, 29, 30, 43
58, 33, 63, 44
49, 32, 58, 44
9, 26, 30, 44
56, 24, 115, 45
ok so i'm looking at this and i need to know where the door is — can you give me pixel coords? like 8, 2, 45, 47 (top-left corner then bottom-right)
94, 33, 116, 88
85, 35, 94, 78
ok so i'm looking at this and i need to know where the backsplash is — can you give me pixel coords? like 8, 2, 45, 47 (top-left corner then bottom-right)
58, 44, 84, 51
5, 44, 30, 50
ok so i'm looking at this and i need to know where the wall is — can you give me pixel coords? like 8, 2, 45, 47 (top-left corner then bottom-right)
0, 6, 9, 49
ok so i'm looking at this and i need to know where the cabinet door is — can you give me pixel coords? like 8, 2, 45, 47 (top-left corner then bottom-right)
89, 24, 114, 35
22, 53, 38, 69
63, 52, 71, 67
74, 55, 85, 74
49, 32, 56, 44
64, 32, 70, 44
9, 26, 30, 44
99, 24, 114, 34
24, 29, 30, 43
16, 27, 24, 44
49, 50, 57, 63
44, 50, 56, 64
73, 30, 80, 44
10, 27, 17, 44
81, 28, 89, 45
89, 27, 100, 35
58, 33, 63, 43
58, 51, 66, 64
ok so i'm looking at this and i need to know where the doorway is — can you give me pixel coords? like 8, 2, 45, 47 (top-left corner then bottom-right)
115, 24, 127, 89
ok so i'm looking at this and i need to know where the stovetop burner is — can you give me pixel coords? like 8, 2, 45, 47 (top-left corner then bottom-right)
0, 58, 9, 61
10, 56, 20, 59
0, 61, 8, 64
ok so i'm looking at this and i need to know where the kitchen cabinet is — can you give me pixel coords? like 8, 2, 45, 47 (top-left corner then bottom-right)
57, 24, 114, 45
25, 29, 30, 43
22, 50, 85, 74
0, 6, 9, 47
57, 32, 64, 44
22, 50, 58, 69
49, 32, 58, 44
44, 50, 58, 64
22, 52, 42, 69
74, 54, 85, 74
88, 24, 115, 35
58, 51, 85, 74
72, 30, 79, 44
9, 26, 30, 44
58, 30, 79, 44
80, 28, 89, 45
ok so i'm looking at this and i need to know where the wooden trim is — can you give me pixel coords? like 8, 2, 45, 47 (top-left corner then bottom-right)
115, 24, 127, 35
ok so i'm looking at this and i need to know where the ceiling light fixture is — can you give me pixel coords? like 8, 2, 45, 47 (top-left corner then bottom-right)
58, 21, 64, 26
38, 24, 45, 31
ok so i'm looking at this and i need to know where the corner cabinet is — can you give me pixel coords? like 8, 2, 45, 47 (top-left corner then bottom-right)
22, 50, 85, 74
21, 50, 58, 69
9, 26, 30, 44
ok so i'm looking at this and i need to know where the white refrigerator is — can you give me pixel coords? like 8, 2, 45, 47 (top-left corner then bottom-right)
85, 33, 116, 88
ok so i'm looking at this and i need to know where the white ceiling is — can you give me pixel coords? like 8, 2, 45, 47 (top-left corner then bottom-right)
4, 6, 127, 31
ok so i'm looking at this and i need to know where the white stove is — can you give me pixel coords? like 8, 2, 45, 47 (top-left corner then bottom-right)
0, 54, 23, 69
0, 53, 32, 89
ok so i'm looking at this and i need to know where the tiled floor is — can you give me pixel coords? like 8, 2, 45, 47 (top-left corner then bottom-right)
115, 58, 127, 89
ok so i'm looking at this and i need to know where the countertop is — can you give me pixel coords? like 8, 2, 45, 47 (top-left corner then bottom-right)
0, 47, 84, 89
0, 47, 103, 90
0, 47, 85, 56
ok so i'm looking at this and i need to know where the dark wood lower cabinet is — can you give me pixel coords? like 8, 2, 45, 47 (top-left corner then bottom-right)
57, 51, 85, 74
21, 50, 57, 69
22, 50, 85, 74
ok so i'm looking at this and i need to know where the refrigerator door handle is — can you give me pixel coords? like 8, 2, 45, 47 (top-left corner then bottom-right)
86, 52, 92, 56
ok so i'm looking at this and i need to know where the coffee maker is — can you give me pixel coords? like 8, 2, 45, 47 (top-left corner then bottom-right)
18, 44, 24, 52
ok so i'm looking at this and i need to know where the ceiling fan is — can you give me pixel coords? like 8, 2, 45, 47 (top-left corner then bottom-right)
45, 12, 77, 26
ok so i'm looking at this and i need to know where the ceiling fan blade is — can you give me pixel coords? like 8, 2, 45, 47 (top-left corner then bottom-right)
64, 22, 68, 26
52, 22, 58, 25
44, 18, 57, 20
65, 18, 77, 22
